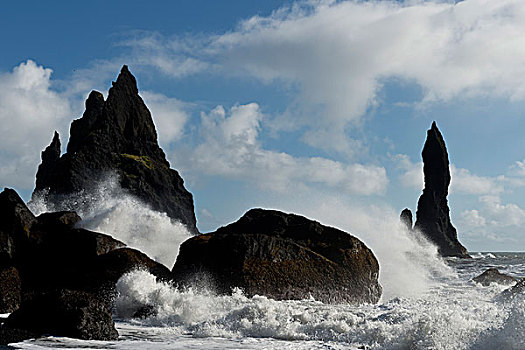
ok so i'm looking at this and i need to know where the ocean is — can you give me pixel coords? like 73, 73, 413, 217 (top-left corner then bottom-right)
5, 252, 525, 350
19, 183, 525, 349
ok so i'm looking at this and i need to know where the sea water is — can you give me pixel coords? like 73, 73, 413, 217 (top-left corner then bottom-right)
8, 253, 525, 350
22, 180, 525, 349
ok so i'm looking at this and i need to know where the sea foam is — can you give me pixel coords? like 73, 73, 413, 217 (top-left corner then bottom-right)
29, 174, 192, 267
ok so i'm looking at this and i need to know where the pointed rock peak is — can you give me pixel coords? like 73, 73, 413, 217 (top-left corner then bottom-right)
111, 65, 138, 95
426, 121, 447, 150
41, 131, 61, 163
85, 90, 104, 110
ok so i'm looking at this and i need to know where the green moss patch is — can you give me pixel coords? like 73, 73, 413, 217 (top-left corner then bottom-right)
121, 153, 153, 169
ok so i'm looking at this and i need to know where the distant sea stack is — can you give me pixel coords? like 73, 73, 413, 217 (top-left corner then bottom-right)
32, 66, 198, 235
413, 122, 470, 258
173, 208, 382, 304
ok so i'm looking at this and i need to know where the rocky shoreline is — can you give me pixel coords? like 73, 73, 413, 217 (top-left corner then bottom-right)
0, 66, 384, 344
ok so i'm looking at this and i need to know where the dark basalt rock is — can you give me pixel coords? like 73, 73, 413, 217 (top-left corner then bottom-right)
0, 325, 37, 346
173, 208, 382, 304
89, 247, 173, 288
472, 268, 518, 286
35, 211, 82, 230
0, 266, 21, 313
4, 289, 118, 341
0, 188, 36, 264
413, 122, 470, 258
32, 65, 198, 235
400, 208, 413, 232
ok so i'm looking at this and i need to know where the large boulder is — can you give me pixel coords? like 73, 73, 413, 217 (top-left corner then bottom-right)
173, 209, 381, 304
413, 122, 470, 258
32, 65, 198, 234
4, 289, 118, 341
0, 188, 36, 264
0, 266, 21, 313
86, 247, 173, 290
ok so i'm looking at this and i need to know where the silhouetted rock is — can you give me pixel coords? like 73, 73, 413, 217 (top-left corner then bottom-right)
89, 247, 173, 288
472, 268, 518, 286
4, 289, 118, 341
400, 208, 413, 232
32, 65, 198, 234
35, 211, 82, 230
0, 325, 37, 346
0, 188, 36, 264
0, 266, 21, 313
173, 208, 381, 304
414, 122, 470, 258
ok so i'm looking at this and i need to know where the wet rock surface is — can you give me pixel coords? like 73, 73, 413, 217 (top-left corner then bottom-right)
4, 289, 118, 341
173, 208, 382, 304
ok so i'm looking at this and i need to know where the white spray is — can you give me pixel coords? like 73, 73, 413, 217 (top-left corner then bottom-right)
29, 174, 192, 268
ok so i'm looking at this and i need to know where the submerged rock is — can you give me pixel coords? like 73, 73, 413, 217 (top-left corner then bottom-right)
4, 289, 118, 341
413, 122, 470, 258
32, 65, 198, 235
472, 268, 518, 286
173, 208, 382, 304
400, 208, 413, 232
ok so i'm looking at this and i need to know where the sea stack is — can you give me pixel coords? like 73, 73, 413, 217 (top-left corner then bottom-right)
32, 66, 198, 234
414, 122, 469, 258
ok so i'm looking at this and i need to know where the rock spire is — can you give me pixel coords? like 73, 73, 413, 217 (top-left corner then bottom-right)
32, 66, 198, 234
414, 122, 469, 258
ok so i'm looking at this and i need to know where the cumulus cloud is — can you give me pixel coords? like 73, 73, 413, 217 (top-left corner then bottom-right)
450, 166, 504, 195
141, 91, 189, 147
122, 0, 525, 153
460, 209, 486, 228
0, 60, 72, 189
456, 195, 525, 247
177, 102, 388, 195
394, 153, 504, 195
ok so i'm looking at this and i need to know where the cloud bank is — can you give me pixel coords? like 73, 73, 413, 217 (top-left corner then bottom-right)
125, 0, 525, 152
176, 103, 388, 195
0, 61, 71, 189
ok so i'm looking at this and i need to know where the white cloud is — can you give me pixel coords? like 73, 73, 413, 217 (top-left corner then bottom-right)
141, 91, 189, 146
394, 154, 503, 195
124, 0, 525, 153
460, 209, 486, 228
0, 60, 72, 189
177, 103, 388, 195
450, 166, 504, 195
479, 195, 525, 227
394, 154, 424, 189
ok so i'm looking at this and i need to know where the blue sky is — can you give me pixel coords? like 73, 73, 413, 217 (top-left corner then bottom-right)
3, 0, 525, 252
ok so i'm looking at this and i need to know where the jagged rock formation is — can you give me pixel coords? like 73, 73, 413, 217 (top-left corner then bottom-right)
173, 208, 382, 304
414, 122, 470, 258
400, 208, 413, 232
32, 66, 198, 234
0, 187, 173, 339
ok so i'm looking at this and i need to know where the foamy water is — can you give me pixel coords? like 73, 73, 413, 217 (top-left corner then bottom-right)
29, 175, 192, 267
10, 253, 525, 349
20, 179, 525, 349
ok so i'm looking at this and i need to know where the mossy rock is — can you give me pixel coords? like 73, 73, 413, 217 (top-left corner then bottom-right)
121, 154, 153, 169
